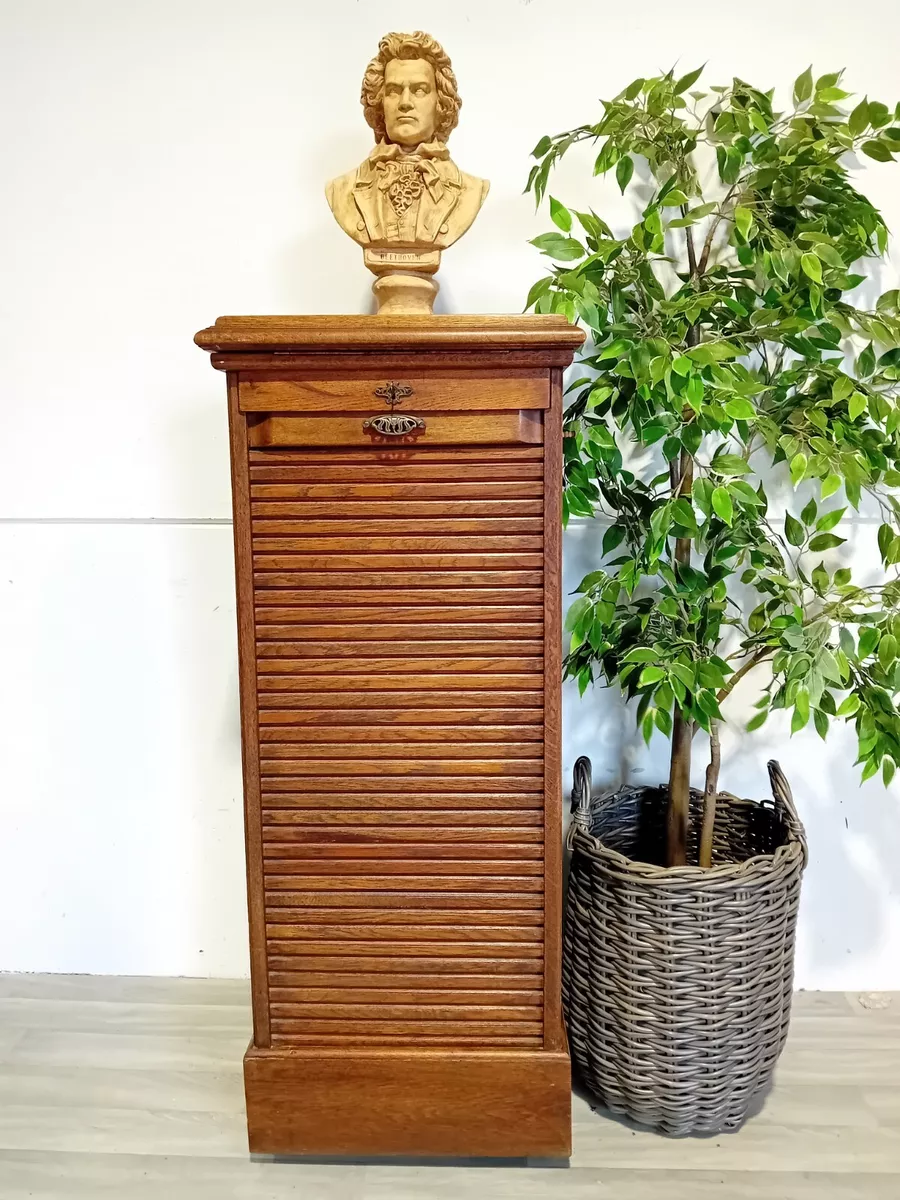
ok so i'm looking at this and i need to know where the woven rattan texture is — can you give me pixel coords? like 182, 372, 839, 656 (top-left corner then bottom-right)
562, 762, 807, 1136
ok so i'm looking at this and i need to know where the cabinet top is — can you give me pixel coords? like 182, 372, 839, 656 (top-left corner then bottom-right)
194, 314, 584, 354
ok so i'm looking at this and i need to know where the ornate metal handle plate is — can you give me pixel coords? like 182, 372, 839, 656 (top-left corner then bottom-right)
373, 382, 413, 407
363, 413, 426, 437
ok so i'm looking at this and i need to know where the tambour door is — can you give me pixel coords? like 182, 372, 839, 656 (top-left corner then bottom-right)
235, 407, 560, 1051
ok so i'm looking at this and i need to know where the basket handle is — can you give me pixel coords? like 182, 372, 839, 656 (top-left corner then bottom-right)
767, 758, 808, 866
571, 755, 593, 833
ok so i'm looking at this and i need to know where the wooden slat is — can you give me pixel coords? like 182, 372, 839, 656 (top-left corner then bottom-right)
260, 792, 543, 810
269, 986, 542, 1004
258, 675, 543, 692
260, 739, 542, 758
252, 501, 545, 519
256, 642, 544, 661
249, 463, 543, 482
252, 535, 543, 553
268, 1002, 539, 1021
263, 862, 544, 880
266, 939, 543, 958
250, 482, 543, 499
260, 809, 542, 827
260, 776, 544, 794
266, 955, 543, 975
264, 892, 544, 910
248, 446, 546, 464
267, 924, 542, 945
269, 1020, 543, 1036
254, 589, 544, 607
252, 572, 544, 590
262, 844, 542, 861
258, 692, 543, 710
254, 606, 544, 624
256, 624, 544, 643
258, 711, 542, 728
252, 519, 544, 536
268, 1035, 542, 1048
258, 724, 544, 743
258, 760, 543, 778
264, 909, 543, 928
254, 553, 544, 572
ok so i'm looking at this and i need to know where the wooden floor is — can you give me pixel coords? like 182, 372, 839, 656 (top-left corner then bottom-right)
0, 976, 898, 1197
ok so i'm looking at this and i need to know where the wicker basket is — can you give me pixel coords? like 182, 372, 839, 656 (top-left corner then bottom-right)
563, 758, 808, 1136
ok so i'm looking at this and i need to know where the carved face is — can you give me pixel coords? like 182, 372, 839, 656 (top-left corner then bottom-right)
383, 58, 438, 148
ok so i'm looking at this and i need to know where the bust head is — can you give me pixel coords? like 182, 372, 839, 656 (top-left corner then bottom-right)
361, 31, 461, 149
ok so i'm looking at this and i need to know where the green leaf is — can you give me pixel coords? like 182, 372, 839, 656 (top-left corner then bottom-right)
734, 206, 753, 241
529, 233, 584, 261
674, 65, 704, 94
858, 627, 880, 658
821, 474, 842, 500
791, 687, 810, 733
857, 343, 876, 379
602, 524, 626, 555
801, 253, 823, 284
623, 77, 644, 101
862, 139, 894, 162
861, 757, 879, 783
624, 647, 658, 663
808, 533, 846, 551
639, 666, 665, 687
794, 65, 814, 104
884, 758, 896, 787
616, 155, 634, 193
814, 708, 829, 740
724, 397, 756, 420
832, 375, 854, 402
711, 486, 733, 526
878, 523, 895, 562
672, 355, 692, 376
879, 633, 898, 669
848, 391, 868, 421
549, 196, 572, 233
837, 693, 860, 717
848, 98, 870, 137
746, 710, 768, 732
790, 453, 808, 487
815, 508, 845, 533
784, 513, 805, 546
524, 277, 552, 310
801, 498, 818, 526
531, 135, 552, 158
712, 454, 752, 476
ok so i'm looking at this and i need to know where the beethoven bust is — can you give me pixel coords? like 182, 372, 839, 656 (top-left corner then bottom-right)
326, 31, 489, 254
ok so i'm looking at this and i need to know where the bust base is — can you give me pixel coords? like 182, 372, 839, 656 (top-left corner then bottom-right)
371, 270, 440, 315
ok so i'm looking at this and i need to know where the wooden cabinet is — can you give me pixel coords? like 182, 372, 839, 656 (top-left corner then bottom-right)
195, 314, 584, 1159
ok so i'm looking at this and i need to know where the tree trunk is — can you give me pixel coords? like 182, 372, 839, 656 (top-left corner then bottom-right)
698, 723, 721, 869
666, 443, 695, 867
667, 711, 692, 866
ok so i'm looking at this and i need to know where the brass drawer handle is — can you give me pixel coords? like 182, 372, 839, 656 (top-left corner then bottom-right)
363, 414, 426, 436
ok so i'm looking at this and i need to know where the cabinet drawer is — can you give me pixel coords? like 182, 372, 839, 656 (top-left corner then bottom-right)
247, 411, 543, 448
238, 371, 548, 413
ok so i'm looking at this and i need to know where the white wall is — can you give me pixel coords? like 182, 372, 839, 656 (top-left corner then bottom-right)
1, 0, 899, 989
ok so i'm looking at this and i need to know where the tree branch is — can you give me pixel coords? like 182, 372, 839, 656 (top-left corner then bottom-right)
716, 648, 772, 705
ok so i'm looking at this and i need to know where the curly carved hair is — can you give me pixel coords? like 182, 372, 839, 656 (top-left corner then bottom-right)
361, 31, 461, 144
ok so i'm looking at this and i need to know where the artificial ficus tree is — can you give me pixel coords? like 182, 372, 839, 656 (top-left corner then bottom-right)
525, 67, 900, 867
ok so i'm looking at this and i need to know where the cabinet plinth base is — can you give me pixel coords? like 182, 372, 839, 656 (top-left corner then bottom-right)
243, 1043, 572, 1159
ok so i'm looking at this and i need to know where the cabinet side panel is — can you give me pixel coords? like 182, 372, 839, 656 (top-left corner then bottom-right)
542, 368, 564, 1050
228, 372, 270, 1045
